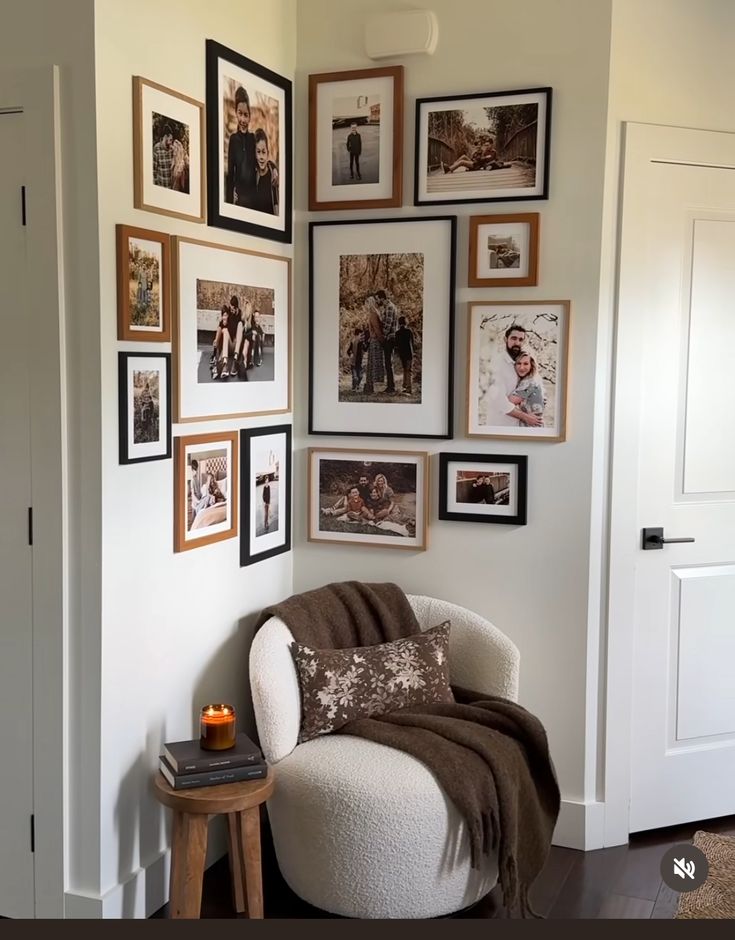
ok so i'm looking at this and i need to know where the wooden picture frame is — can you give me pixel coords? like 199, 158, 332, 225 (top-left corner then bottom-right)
438, 452, 528, 526
240, 424, 292, 567
308, 65, 404, 211
116, 225, 171, 342
468, 213, 539, 288
174, 431, 238, 553
118, 351, 171, 465
133, 76, 206, 223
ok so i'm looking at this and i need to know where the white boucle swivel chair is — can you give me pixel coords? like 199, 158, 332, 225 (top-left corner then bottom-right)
249, 594, 520, 919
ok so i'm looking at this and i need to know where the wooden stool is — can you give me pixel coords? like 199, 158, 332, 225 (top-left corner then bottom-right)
153, 768, 274, 919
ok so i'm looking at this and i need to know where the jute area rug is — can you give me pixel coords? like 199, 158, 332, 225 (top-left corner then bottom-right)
676, 831, 735, 919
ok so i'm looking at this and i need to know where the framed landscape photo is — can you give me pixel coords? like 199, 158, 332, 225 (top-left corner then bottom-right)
438, 452, 527, 526
467, 300, 570, 442
206, 40, 292, 243
118, 352, 171, 465
309, 65, 403, 211
308, 448, 429, 551
172, 236, 291, 423
414, 87, 551, 206
240, 424, 292, 567
116, 225, 171, 341
133, 77, 205, 223
174, 431, 238, 553
468, 213, 539, 288
309, 216, 456, 439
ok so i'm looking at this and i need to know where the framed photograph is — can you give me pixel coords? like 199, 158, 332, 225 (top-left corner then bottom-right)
116, 225, 171, 341
133, 76, 205, 223
118, 352, 171, 465
308, 65, 403, 211
206, 40, 292, 243
438, 453, 527, 526
467, 301, 570, 442
468, 213, 539, 288
309, 216, 456, 439
174, 431, 238, 553
172, 236, 291, 423
240, 424, 292, 567
414, 87, 552, 206
308, 448, 429, 551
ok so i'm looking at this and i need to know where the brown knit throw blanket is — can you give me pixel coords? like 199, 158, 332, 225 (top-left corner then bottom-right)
258, 581, 560, 917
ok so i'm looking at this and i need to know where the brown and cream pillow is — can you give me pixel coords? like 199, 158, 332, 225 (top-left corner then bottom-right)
290, 621, 454, 743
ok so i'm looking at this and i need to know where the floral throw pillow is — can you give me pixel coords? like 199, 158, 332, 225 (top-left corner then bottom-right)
290, 621, 454, 743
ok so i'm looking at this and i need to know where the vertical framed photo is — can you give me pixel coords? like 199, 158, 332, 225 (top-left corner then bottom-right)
240, 424, 292, 567
468, 213, 539, 288
414, 87, 551, 206
116, 225, 171, 341
438, 453, 527, 526
118, 351, 171, 464
309, 216, 456, 439
308, 448, 429, 551
174, 431, 238, 553
172, 236, 291, 423
133, 77, 205, 223
206, 40, 293, 244
467, 301, 570, 441
308, 65, 404, 211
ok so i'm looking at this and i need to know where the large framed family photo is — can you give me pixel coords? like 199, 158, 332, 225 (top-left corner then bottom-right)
116, 225, 171, 341
309, 216, 456, 439
439, 453, 527, 526
467, 300, 570, 441
174, 431, 238, 553
309, 448, 429, 551
414, 87, 551, 206
206, 40, 292, 243
118, 351, 171, 465
309, 65, 403, 211
240, 424, 292, 567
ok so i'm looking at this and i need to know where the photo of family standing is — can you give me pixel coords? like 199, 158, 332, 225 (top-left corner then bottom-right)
318, 459, 417, 540
222, 77, 280, 216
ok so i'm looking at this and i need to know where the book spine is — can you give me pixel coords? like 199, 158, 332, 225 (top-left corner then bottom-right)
160, 760, 267, 789
177, 753, 260, 774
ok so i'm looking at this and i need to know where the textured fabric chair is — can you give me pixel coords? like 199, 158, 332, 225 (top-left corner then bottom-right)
249, 594, 520, 919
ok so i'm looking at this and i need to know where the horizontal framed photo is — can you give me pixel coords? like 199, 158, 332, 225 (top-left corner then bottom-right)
174, 431, 238, 553
172, 236, 291, 423
308, 448, 429, 551
133, 76, 205, 223
240, 424, 292, 567
116, 225, 171, 341
309, 216, 456, 439
468, 213, 539, 288
415, 87, 551, 206
467, 301, 570, 441
309, 65, 403, 211
206, 40, 292, 243
438, 453, 527, 526
118, 352, 171, 465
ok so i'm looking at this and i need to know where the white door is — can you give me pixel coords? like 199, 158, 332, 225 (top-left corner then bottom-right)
0, 109, 35, 917
618, 124, 735, 833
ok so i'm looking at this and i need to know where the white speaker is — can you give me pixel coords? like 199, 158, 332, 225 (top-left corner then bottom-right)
365, 10, 439, 59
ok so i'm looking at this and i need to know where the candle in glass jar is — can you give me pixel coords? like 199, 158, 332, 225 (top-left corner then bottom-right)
199, 704, 237, 751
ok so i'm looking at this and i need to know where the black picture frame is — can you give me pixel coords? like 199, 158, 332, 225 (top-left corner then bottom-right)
414, 87, 552, 207
438, 452, 527, 525
118, 351, 172, 465
309, 215, 456, 439
205, 39, 293, 244
239, 424, 292, 566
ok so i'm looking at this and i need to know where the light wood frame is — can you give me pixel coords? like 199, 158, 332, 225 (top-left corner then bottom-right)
174, 431, 238, 553
308, 65, 404, 211
468, 213, 539, 288
116, 224, 171, 341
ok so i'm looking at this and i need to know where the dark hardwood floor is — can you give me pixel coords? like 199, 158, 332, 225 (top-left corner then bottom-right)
152, 813, 735, 919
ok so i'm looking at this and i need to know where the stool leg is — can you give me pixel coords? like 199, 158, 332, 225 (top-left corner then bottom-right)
237, 807, 264, 919
169, 811, 208, 919
226, 812, 246, 914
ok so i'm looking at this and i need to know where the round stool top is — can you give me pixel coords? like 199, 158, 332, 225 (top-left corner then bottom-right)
153, 766, 274, 815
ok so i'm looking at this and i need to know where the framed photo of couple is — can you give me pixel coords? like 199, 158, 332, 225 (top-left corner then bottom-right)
439, 453, 527, 526
239, 424, 292, 567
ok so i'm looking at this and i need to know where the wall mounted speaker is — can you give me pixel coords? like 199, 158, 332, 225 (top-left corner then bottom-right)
365, 10, 439, 59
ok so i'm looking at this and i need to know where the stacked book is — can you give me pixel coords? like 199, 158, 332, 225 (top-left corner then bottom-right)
159, 732, 267, 790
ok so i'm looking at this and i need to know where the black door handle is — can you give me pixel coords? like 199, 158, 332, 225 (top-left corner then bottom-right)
641, 527, 696, 550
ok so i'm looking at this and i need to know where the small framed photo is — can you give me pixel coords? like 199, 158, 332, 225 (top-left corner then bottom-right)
439, 453, 527, 526
174, 431, 238, 553
309, 65, 404, 211
467, 301, 570, 442
116, 225, 171, 341
172, 236, 291, 423
310, 216, 456, 439
240, 424, 292, 567
468, 213, 539, 288
133, 77, 205, 223
206, 40, 292, 244
118, 352, 171, 465
309, 448, 429, 551
414, 87, 551, 206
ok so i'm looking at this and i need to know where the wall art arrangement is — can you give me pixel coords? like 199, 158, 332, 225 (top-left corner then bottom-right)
116, 225, 171, 342
240, 424, 292, 567
174, 431, 238, 553
438, 452, 527, 526
118, 351, 171, 465
468, 213, 539, 288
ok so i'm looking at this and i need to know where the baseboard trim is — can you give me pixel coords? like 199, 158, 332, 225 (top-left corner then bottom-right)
553, 800, 605, 851
65, 851, 169, 919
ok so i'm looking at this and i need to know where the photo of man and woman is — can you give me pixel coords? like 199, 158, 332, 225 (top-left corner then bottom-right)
454, 469, 510, 507
151, 112, 190, 193
222, 78, 280, 216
